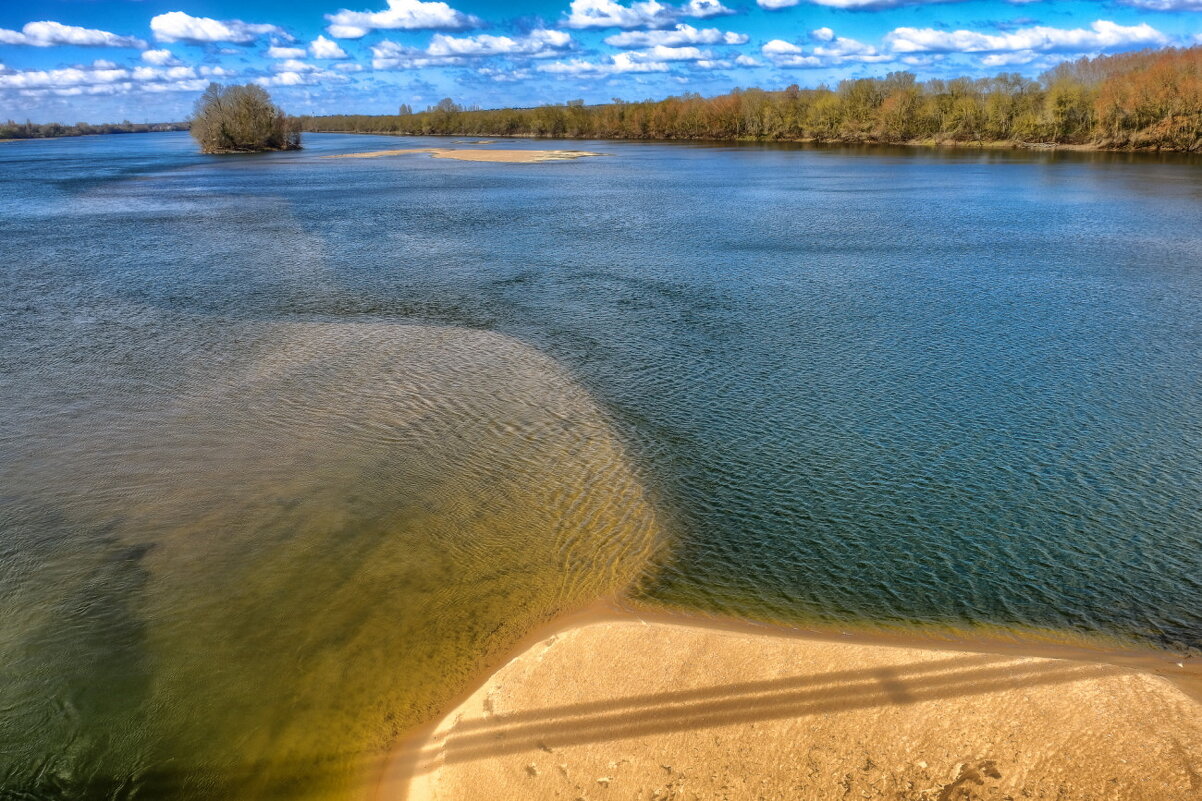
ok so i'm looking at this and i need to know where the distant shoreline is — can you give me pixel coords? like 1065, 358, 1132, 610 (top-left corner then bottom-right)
305, 129, 1192, 156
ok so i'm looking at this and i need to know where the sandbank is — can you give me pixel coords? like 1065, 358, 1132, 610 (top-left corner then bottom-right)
378, 605, 1202, 801
323, 148, 605, 163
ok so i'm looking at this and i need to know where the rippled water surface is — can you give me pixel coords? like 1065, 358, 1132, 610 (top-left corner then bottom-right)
2, 132, 1200, 799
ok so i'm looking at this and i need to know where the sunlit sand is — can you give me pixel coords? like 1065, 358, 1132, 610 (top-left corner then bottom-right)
324, 148, 605, 163
383, 608, 1202, 801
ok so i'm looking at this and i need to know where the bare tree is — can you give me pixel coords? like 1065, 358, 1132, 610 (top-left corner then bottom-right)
190, 83, 301, 154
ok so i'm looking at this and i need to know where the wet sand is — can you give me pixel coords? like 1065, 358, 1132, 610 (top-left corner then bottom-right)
379, 605, 1202, 801
323, 148, 605, 163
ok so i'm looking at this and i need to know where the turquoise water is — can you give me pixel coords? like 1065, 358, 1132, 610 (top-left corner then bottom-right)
1, 132, 1200, 798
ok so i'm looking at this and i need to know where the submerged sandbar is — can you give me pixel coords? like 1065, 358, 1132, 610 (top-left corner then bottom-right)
324, 148, 605, 163
382, 608, 1202, 801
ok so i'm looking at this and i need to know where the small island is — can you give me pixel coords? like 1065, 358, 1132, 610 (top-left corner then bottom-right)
189, 83, 301, 154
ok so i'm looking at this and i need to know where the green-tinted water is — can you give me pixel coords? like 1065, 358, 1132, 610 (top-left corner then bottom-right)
1, 132, 1200, 799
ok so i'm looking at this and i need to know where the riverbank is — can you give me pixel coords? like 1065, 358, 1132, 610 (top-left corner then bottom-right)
377, 604, 1202, 801
302, 129, 1201, 157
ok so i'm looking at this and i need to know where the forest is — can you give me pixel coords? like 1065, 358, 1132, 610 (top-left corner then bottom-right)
298, 46, 1202, 152
0, 119, 187, 140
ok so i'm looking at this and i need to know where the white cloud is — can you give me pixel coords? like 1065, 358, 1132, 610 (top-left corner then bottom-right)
885, 19, 1167, 54
1119, 0, 1202, 10
371, 39, 463, 69
325, 0, 481, 38
141, 49, 181, 65
780, 0, 957, 7
273, 59, 321, 72
630, 45, 711, 61
256, 71, 309, 86
539, 52, 671, 74
763, 39, 803, 56
335, 62, 364, 71
425, 29, 572, 57
980, 50, 1041, 66
267, 45, 308, 58
682, 0, 735, 17
604, 24, 747, 47
0, 61, 226, 98
762, 31, 889, 67
255, 65, 348, 86
310, 35, 349, 58
151, 12, 287, 44
564, 0, 733, 29
692, 53, 757, 68
0, 21, 146, 49
476, 66, 532, 81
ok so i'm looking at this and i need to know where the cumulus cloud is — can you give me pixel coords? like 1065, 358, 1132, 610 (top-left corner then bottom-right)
692, 54, 758, 68
267, 45, 308, 58
766, 0, 957, 7
979, 51, 1045, 67
325, 0, 481, 38
310, 35, 349, 58
763, 29, 889, 67
628, 44, 712, 61
425, 29, 572, 57
474, 65, 532, 81
885, 19, 1167, 54
682, 0, 735, 17
371, 39, 463, 69
539, 52, 671, 74
1119, 0, 1202, 9
604, 24, 747, 47
272, 59, 321, 72
564, 0, 734, 30
151, 12, 287, 45
141, 49, 181, 65
0, 61, 233, 98
0, 21, 146, 49
255, 64, 347, 86
372, 29, 570, 67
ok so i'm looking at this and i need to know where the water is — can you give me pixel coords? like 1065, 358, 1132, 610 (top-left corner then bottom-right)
1, 132, 1200, 799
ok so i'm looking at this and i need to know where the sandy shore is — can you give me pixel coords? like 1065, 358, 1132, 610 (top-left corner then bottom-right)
378, 606, 1202, 801
324, 148, 605, 163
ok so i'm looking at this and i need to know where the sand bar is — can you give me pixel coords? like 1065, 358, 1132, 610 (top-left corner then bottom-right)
379, 606, 1202, 801
324, 148, 605, 163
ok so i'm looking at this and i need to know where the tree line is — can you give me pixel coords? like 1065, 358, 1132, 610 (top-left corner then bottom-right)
297, 46, 1202, 152
0, 119, 188, 140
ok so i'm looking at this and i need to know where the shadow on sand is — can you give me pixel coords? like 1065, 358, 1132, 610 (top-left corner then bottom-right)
412, 652, 1120, 772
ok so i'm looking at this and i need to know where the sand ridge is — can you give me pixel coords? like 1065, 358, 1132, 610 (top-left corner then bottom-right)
324, 148, 606, 163
381, 612, 1202, 801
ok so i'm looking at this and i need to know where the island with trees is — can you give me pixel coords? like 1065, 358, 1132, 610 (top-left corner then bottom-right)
189, 83, 301, 154
298, 46, 1202, 153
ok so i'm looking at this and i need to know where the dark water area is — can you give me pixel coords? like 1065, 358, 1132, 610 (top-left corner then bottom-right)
1, 131, 1200, 799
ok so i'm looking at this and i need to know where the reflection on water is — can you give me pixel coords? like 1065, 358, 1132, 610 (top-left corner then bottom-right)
1, 321, 660, 799
2, 132, 1201, 799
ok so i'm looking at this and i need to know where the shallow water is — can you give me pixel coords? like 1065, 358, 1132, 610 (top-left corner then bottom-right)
1, 132, 1200, 799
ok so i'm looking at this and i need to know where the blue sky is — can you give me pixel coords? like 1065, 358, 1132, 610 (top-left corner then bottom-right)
2, 0, 1201, 122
